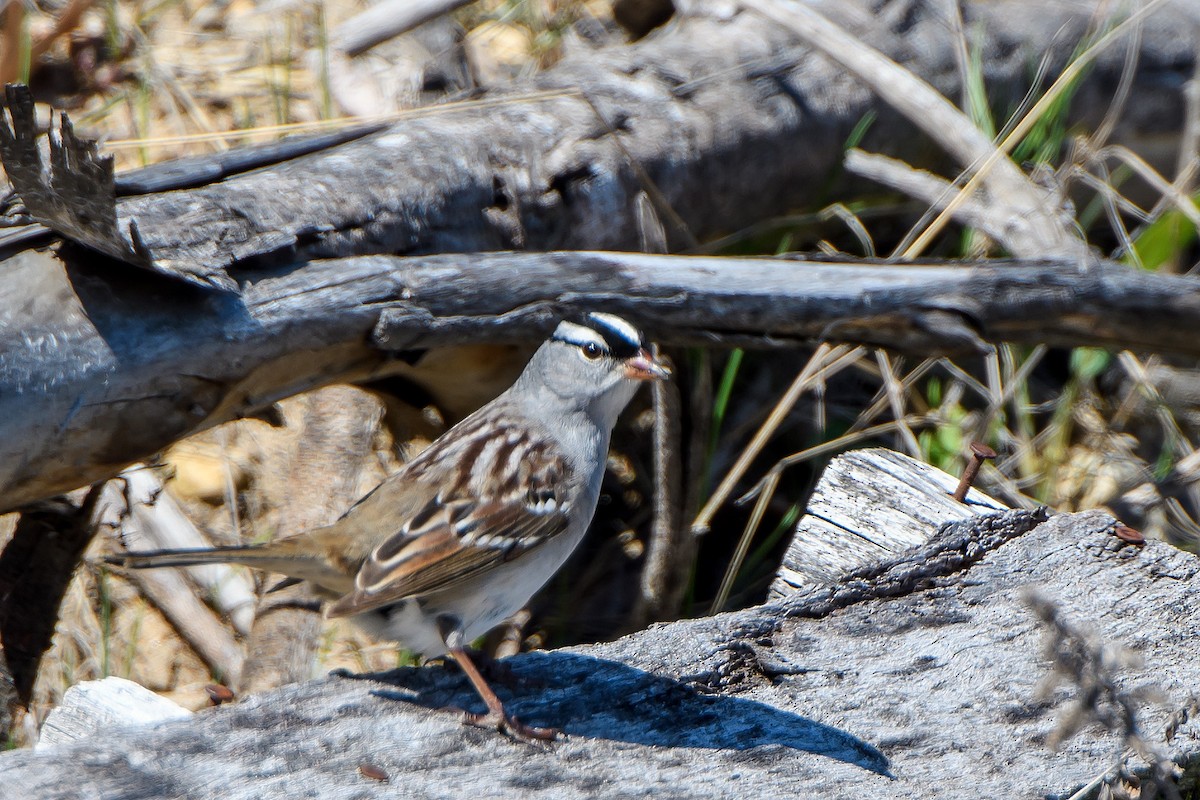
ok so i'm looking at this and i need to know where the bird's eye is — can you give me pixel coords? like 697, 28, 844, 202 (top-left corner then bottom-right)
581, 342, 603, 360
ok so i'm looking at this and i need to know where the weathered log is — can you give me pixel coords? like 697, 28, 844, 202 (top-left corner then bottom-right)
0, 0, 1193, 286
5, 249, 1200, 513
2, 451, 1195, 798
770, 447, 1007, 595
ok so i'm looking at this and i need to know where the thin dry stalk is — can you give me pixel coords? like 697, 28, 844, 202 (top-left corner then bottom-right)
903, 0, 1168, 258
1115, 352, 1194, 459
691, 344, 864, 534
742, 0, 1083, 259
970, 344, 1048, 447
738, 415, 936, 505
711, 469, 777, 614
819, 203, 875, 257
1028, 592, 1183, 800
874, 350, 922, 457
1080, 163, 1143, 267
1088, 15, 1141, 152
845, 357, 938, 435
1089, 144, 1200, 229
631, 351, 692, 626
845, 149, 1002, 242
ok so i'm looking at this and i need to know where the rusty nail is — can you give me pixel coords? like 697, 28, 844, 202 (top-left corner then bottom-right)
952, 441, 997, 503
1113, 524, 1145, 546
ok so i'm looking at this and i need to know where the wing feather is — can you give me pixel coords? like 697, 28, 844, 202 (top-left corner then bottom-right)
326, 421, 574, 618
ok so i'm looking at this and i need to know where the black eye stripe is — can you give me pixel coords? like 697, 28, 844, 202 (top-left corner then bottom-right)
581, 314, 642, 358
550, 315, 644, 359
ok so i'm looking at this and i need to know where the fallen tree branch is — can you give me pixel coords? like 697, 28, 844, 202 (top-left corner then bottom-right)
2, 494, 1196, 796
741, 0, 1085, 260
4, 249, 1200, 512
0, 0, 1193, 286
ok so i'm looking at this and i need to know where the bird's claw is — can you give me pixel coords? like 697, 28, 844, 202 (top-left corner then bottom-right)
465, 709, 557, 743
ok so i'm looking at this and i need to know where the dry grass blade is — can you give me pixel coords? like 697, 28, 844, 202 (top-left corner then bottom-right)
846, 357, 938, 435
1078, 162, 1143, 266
742, 0, 1082, 259
875, 350, 922, 457
845, 149, 1001, 242
903, 0, 1169, 258
1090, 144, 1200, 228
691, 344, 864, 535
1115, 352, 1194, 458
711, 469, 778, 614
972, 344, 1048, 446
819, 203, 875, 256
738, 416, 936, 507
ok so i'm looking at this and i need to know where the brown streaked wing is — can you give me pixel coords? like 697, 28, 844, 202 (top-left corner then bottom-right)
325, 431, 573, 619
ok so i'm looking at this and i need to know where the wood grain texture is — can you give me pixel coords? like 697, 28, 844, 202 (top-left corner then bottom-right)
0, 0, 1192, 282
4, 250, 1200, 512
772, 448, 1008, 594
2, 504, 1194, 797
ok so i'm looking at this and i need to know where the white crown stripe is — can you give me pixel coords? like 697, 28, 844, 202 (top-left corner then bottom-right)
552, 321, 608, 350
586, 312, 642, 349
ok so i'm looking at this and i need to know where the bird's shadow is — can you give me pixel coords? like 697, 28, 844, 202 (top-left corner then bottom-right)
348, 650, 891, 777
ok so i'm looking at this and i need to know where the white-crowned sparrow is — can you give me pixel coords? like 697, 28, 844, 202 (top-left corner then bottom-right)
107, 312, 669, 740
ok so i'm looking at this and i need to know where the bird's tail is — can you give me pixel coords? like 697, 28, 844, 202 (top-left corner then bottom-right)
105, 545, 286, 571
103, 536, 354, 596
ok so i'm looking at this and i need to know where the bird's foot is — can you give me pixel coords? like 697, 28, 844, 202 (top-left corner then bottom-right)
464, 708, 558, 743
460, 648, 538, 691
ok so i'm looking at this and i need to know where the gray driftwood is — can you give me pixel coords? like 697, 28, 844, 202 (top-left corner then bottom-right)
2, 449, 1197, 798
0, 0, 1193, 286
6, 249, 1200, 513
771, 447, 1007, 595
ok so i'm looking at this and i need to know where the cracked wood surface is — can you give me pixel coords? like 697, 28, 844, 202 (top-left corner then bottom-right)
771, 448, 1011, 595
2, 504, 1196, 798
5, 250, 1200, 512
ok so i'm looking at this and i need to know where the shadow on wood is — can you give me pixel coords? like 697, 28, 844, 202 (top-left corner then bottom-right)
354, 651, 890, 775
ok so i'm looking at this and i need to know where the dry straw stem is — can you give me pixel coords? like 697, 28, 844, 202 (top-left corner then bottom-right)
1115, 352, 1194, 458
1087, 144, 1200, 229
875, 349, 924, 458
691, 344, 865, 535
95, 477, 245, 686
738, 416, 937, 508
844, 149, 1005, 245
101, 88, 584, 151
711, 410, 938, 611
741, 0, 1084, 260
711, 467, 776, 613
632, 362, 691, 625
898, 0, 1169, 259
845, 357, 938, 435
